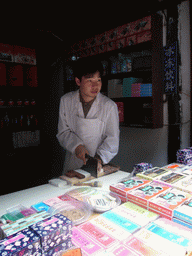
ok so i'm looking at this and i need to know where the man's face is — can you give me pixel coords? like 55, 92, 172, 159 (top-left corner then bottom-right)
75, 71, 102, 102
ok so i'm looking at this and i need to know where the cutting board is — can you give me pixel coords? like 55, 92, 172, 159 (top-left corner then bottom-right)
60, 163, 120, 185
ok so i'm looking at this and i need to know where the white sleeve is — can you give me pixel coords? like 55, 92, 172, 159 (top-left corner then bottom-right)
96, 103, 120, 164
56, 98, 83, 154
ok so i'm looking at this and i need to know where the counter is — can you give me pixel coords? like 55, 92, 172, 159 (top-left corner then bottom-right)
0, 170, 129, 216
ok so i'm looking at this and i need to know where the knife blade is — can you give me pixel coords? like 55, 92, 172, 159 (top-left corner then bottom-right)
81, 154, 98, 178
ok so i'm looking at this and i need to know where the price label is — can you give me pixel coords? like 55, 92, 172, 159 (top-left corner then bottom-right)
61, 247, 82, 256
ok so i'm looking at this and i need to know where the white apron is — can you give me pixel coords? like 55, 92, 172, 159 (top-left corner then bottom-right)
64, 115, 104, 172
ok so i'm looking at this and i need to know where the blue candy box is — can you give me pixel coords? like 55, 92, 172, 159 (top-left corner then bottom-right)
0, 228, 41, 256
30, 213, 72, 253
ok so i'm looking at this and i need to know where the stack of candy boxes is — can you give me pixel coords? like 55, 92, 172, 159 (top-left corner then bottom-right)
110, 161, 192, 229
0, 213, 73, 256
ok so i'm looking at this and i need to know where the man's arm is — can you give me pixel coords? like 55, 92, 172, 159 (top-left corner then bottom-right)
96, 104, 120, 164
56, 98, 83, 154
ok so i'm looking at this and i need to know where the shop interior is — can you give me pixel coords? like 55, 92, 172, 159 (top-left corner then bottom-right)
1, 1, 192, 255
0, 0, 191, 195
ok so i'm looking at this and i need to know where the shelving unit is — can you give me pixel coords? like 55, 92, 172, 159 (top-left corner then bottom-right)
64, 13, 163, 129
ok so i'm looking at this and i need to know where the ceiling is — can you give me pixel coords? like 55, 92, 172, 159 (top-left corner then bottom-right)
2, 0, 184, 60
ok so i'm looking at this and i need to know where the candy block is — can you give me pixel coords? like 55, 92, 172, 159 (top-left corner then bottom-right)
174, 176, 192, 194
173, 217, 192, 230
21, 208, 36, 217
30, 213, 72, 253
147, 218, 192, 251
1, 211, 50, 237
0, 228, 41, 256
72, 227, 105, 255
110, 177, 151, 200
31, 202, 50, 212
134, 228, 187, 256
42, 240, 73, 256
101, 211, 140, 234
137, 167, 171, 181
123, 236, 167, 256
163, 163, 186, 171
173, 198, 192, 225
90, 214, 133, 241
148, 188, 192, 219
115, 201, 159, 226
133, 162, 153, 175
127, 181, 170, 208
77, 221, 118, 249
44, 197, 64, 207
154, 171, 187, 188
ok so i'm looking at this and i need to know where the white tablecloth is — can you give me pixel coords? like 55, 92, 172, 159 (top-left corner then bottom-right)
0, 171, 128, 216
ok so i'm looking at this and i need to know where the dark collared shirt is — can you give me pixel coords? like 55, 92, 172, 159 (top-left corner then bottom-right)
80, 94, 96, 118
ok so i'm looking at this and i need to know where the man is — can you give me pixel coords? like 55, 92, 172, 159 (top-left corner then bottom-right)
56, 57, 119, 173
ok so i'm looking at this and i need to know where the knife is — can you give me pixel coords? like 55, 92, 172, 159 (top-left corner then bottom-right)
81, 154, 98, 178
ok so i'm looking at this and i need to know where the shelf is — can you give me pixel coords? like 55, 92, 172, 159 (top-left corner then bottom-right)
65, 14, 163, 129
104, 69, 152, 80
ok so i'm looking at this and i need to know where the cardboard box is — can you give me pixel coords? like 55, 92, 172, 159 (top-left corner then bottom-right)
174, 176, 192, 194
31, 202, 50, 212
173, 217, 192, 230
117, 23, 131, 38
134, 227, 187, 256
137, 31, 151, 44
0, 228, 41, 255
163, 163, 186, 171
1, 211, 50, 237
116, 201, 159, 226
30, 213, 72, 253
137, 167, 171, 181
72, 227, 105, 255
77, 221, 118, 249
110, 177, 151, 200
107, 41, 116, 52
148, 188, 192, 219
127, 181, 170, 209
154, 171, 187, 187
126, 35, 137, 46
0, 43, 14, 62
123, 236, 167, 256
147, 218, 192, 251
173, 198, 192, 225
95, 32, 107, 45
90, 214, 133, 241
42, 240, 73, 256
14, 45, 36, 65
133, 16, 151, 34
101, 210, 141, 234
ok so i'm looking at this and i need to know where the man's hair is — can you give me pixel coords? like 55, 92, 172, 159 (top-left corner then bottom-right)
74, 57, 103, 80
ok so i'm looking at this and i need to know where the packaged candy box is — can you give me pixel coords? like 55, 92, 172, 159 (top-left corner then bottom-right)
110, 177, 151, 202
0, 228, 41, 256
30, 213, 72, 253
42, 240, 73, 256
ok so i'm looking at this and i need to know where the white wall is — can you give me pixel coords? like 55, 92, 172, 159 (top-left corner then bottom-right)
111, 1, 191, 172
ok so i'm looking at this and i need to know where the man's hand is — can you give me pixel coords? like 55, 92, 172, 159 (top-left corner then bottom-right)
75, 144, 89, 165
